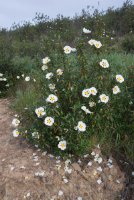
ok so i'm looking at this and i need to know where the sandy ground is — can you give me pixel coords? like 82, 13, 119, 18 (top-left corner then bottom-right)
0, 98, 125, 200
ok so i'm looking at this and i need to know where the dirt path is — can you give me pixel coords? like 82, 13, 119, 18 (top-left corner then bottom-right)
0, 98, 125, 200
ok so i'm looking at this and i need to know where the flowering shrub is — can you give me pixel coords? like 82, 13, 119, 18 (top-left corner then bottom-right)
12, 30, 133, 158
0, 73, 9, 97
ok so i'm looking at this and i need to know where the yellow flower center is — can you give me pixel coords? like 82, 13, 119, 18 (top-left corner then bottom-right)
91, 89, 95, 94
16, 131, 19, 135
102, 97, 107, 101
38, 111, 43, 116
79, 124, 83, 129
61, 143, 65, 148
47, 119, 52, 124
117, 77, 122, 81
85, 91, 89, 95
50, 97, 55, 101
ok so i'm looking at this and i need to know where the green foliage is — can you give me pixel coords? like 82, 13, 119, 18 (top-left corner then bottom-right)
12, 40, 134, 159
122, 33, 134, 53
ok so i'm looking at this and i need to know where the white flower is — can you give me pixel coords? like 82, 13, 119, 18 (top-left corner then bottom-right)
42, 57, 50, 64
41, 65, 48, 71
56, 69, 63, 76
71, 48, 77, 52
99, 59, 109, 68
49, 83, 55, 90
81, 106, 92, 114
22, 74, 24, 77
99, 94, 109, 103
56, 136, 60, 141
0, 73, 3, 77
12, 118, 20, 127
116, 75, 124, 83
112, 85, 121, 94
3, 78, 7, 81
5, 84, 10, 87
89, 101, 96, 107
35, 107, 46, 117
46, 94, 58, 103
13, 129, 20, 137
63, 46, 72, 54
77, 121, 86, 132
83, 27, 91, 34
58, 140, 67, 150
25, 76, 30, 81
89, 87, 97, 95
82, 89, 90, 98
44, 117, 54, 126
16, 76, 20, 79
46, 72, 53, 79
32, 132, 39, 139
94, 41, 102, 48
88, 39, 96, 46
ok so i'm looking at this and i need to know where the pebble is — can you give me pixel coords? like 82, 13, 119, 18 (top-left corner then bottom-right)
58, 190, 64, 196
35, 171, 45, 177
87, 161, 92, 166
97, 166, 103, 172
20, 166, 26, 169
97, 178, 102, 185
42, 151, 47, 156
77, 197, 83, 200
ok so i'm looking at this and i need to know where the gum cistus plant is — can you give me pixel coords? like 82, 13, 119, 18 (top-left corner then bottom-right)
12, 29, 133, 159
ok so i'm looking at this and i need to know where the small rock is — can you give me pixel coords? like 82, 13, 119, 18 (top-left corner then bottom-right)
20, 166, 26, 169
33, 156, 38, 162
97, 167, 103, 172
91, 151, 96, 156
84, 154, 89, 158
77, 159, 82, 164
116, 180, 120, 184
63, 177, 68, 183
58, 190, 64, 196
35, 171, 45, 177
24, 192, 30, 199
35, 162, 40, 166
42, 151, 47, 156
97, 178, 102, 185
77, 197, 83, 200
87, 161, 92, 166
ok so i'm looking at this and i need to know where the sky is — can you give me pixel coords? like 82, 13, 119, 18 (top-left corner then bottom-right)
0, 0, 133, 29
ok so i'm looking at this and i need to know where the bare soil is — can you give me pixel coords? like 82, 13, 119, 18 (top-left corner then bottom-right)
0, 98, 125, 200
